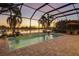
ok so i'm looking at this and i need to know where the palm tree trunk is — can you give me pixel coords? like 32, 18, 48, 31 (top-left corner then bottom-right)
12, 26, 15, 35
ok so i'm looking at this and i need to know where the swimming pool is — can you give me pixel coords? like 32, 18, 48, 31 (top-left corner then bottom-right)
8, 33, 63, 50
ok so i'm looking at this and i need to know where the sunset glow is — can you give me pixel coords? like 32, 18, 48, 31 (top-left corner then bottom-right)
0, 16, 43, 28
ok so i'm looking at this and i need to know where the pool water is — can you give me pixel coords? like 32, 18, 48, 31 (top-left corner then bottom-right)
8, 33, 63, 50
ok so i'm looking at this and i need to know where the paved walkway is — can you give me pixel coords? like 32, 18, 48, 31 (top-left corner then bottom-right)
1, 35, 79, 56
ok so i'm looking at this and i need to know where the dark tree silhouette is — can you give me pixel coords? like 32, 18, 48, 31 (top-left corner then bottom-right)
38, 14, 54, 30
0, 4, 23, 35
7, 15, 22, 35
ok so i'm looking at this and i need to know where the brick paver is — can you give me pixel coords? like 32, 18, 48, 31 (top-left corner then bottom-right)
1, 35, 79, 56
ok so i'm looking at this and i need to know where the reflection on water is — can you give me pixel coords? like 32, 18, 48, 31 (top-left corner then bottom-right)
6, 29, 43, 35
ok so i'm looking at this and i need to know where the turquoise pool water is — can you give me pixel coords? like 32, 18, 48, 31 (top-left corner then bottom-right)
8, 33, 63, 50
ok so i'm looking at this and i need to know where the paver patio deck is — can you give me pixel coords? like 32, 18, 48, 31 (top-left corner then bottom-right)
0, 35, 79, 56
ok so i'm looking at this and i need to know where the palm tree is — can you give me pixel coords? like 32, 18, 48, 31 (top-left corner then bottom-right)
38, 16, 47, 29
38, 14, 53, 30
0, 4, 23, 36
6, 4, 22, 35
7, 15, 22, 35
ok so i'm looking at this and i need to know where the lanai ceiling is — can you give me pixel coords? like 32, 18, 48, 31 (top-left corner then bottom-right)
0, 3, 79, 21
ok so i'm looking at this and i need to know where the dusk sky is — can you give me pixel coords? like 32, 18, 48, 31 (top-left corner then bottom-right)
0, 3, 79, 27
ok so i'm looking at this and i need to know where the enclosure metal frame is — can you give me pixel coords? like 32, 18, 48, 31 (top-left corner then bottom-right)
0, 3, 79, 33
